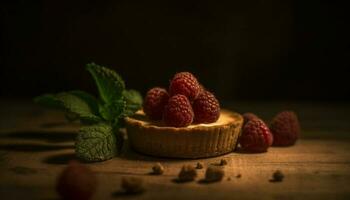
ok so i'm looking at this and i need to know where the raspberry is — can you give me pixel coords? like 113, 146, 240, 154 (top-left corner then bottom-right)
163, 94, 194, 127
56, 160, 97, 200
242, 112, 259, 127
192, 90, 220, 123
270, 111, 300, 146
143, 87, 169, 120
240, 119, 273, 153
169, 72, 200, 101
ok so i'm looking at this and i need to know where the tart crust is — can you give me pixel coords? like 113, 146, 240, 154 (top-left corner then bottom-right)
125, 109, 243, 158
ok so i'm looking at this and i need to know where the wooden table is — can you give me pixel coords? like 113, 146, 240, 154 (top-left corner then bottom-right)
1, 99, 350, 200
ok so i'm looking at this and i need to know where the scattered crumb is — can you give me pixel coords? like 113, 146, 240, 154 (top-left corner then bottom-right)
152, 162, 164, 175
227, 177, 231, 181
196, 162, 204, 169
270, 170, 284, 182
10, 166, 37, 175
204, 166, 225, 182
236, 173, 242, 178
220, 159, 228, 166
177, 165, 197, 182
121, 177, 145, 194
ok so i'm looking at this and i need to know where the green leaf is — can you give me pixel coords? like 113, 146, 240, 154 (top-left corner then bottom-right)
56, 92, 101, 123
99, 99, 126, 121
75, 123, 119, 162
122, 89, 143, 117
34, 92, 101, 123
69, 90, 100, 115
34, 94, 63, 109
86, 63, 125, 104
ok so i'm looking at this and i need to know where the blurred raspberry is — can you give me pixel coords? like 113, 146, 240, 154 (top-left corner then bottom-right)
143, 87, 169, 120
56, 160, 97, 200
270, 111, 300, 146
242, 112, 259, 127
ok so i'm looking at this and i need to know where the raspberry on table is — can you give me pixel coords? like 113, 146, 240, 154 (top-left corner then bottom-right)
169, 72, 201, 101
192, 90, 220, 123
56, 160, 97, 200
270, 111, 300, 146
242, 112, 259, 127
163, 94, 194, 127
143, 87, 169, 120
239, 119, 273, 153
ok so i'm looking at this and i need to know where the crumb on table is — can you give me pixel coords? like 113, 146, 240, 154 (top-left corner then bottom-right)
177, 165, 197, 182
205, 166, 225, 182
152, 162, 164, 175
121, 177, 145, 194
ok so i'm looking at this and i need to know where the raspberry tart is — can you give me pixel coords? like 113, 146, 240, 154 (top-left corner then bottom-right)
125, 72, 243, 158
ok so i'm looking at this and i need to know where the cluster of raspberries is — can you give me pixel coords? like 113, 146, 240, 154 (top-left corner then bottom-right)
239, 111, 301, 152
144, 72, 220, 127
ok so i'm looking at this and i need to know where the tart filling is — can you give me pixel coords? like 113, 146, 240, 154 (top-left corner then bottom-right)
127, 110, 238, 128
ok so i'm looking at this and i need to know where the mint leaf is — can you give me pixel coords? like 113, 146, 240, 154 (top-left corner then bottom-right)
75, 123, 118, 162
86, 63, 125, 104
99, 99, 126, 121
34, 94, 63, 109
35, 92, 101, 123
69, 90, 99, 115
122, 89, 143, 117
56, 92, 101, 123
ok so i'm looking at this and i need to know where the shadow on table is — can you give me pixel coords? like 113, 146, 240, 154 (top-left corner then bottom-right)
40, 121, 74, 128
43, 152, 77, 165
0, 131, 76, 143
0, 144, 74, 152
41, 147, 186, 166
118, 141, 207, 163
112, 190, 145, 198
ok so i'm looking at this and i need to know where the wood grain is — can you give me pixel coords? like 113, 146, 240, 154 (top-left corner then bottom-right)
0, 100, 350, 200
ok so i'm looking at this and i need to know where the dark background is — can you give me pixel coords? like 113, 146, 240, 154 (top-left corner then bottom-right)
1, 0, 349, 102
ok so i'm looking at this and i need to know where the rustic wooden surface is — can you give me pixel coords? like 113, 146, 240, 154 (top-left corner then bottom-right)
1, 99, 350, 200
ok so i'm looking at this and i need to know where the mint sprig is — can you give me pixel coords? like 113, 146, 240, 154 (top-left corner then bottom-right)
34, 63, 142, 162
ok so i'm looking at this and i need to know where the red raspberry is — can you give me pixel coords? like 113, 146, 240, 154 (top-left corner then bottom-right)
56, 160, 97, 200
144, 87, 169, 120
240, 119, 273, 153
270, 111, 300, 146
163, 94, 194, 127
169, 72, 200, 101
192, 90, 220, 123
242, 112, 259, 127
